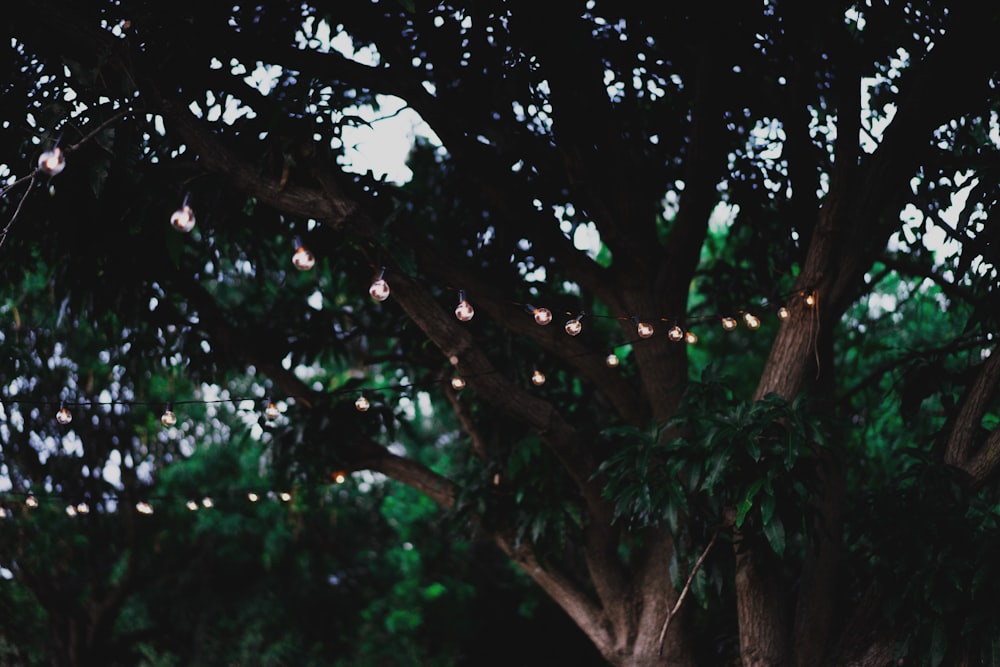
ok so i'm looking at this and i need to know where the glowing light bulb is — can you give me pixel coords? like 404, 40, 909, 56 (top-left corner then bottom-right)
160, 404, 177, 427
455, 290, 475, 321
186, 500, 198, 511
531, 306, 553, 325
451, 376, 466, 390
136, 501, 154, 515
355, 395, 370, 412
170, 204, 196, 232
76, 503, 89, 514
201, 497, 213, 508
25, 496, 38, 508
332, 471, 347, 484
685, 331, 699, 344
369, 268, 391, 301
778, 306, 790, 319
565, 314, 584, 336
743, 312, 761, 329
636, 321, 654, 339
721, 316, 738, 331
248, 492, 259, 502
805, 292, 816, 306
56, 404, 72, 425
292, 241, 316, 271
0, 508, 8, 519
667, 325, 684, 342
531, 369, 546, 386
605, 353, 620, 368
66, 505, 77, 517
37, 147, 66, 175
279, 492, 292, 502
264, 400, 280, 420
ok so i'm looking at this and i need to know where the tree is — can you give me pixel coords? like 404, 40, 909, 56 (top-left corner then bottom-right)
2, 2, 1000, 666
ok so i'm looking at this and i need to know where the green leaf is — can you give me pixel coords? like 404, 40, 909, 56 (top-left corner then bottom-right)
762, 515, 785, 557
735, 479, 764, 528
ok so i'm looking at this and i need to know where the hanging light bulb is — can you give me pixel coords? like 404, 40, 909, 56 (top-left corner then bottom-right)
455, 290, 475, 321
160, 403, 177, 427
355, 395, 370, 412
66, 505, 78, 517
369, 267, 390, 302
605, 353, 620, 368
721, 316, 738, 331
667, 325, 684, 342
451, 376, 466, 390
743, 312, 761, 329
25, 496, 38, 509
332, 471, 347, 484
279, 492, 292, 502
531, 369, 546, 386
564, 312, 584, 336
291, 236, 316, 270
685, 331, 699, 344
264, 399, 280, 421
136, 501, 154, 515
37, 147, 66, 175
778, 306, 790, 320
170, 197, 196, 232
805, 291, 816, 307
634, 318, 654, 339
55, 402, 72, 425
528, 305, 553, 325
201, 497, 214, 508
76, 503, 89, 514
186, 500, 199, 511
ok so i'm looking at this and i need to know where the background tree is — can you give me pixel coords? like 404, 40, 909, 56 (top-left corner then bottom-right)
2, 2, 1000, 666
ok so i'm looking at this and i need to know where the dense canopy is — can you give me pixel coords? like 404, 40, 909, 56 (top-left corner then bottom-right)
2, 2, 1000, 666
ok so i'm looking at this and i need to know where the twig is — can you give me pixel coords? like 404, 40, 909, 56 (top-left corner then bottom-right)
0, 174, 36, 250
657, 529, 720, 656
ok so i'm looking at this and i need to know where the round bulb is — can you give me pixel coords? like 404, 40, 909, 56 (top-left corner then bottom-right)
743, 313, 761, 329
248, 492, 259, 502
667, 325, 684, 342
605, 353, 620, 368
136, 501, 154, 515
66, 505, 77, 517
292, 246, 316, 271
332, 471, 346, 484
531, 369, 546, 386
160, 409, 177, 427
25, 496, 38, 508
369, 278, 390, 302
56, 406, 72, 425
170, 204, 196, 232
355, 395, 370, 412
76, 503, 89, 514
636, 321, 654, 339
186, 500, 198, 511
455, 299, 475, 322
565, 318, 582, 336
264, 401, 280, 420
778, 306, 790, 319
721, 317, 738, 331
685, 331, 699, 344
451, 376, 466, 390
38, 147, 66, 175
533, 307, 553, 325
805, 292, 816, 306
201, 497, 213, 508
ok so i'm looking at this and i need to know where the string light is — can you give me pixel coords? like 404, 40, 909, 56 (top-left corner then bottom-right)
202, 497, 214, 508
247, 492, 259, 502
264, 399, 280, 421
332, 471, 347, 484
136, 501, 154, 514
527, 305, 553, 325
354, 394, 370, 412
778, 306, 790, 319
565, 312, 584, 336
455, 290, 475, 322
633, 317, 654, 339
531, 369, 546, 386
685, 331, 699, 344
291, 236, 316, 271
743, 312, 761, 329
805, 292, 816, 307
186, 500, 198, 511
451, 376, 466, 390
170, 195, 196, 233
279, 492, 292, 502
55, 402, 72, 425
25, 496, 38, 508
667, 325, 684, 342
369, 267, 390, 302
721, 316, 738, 331
37, 147, 66, 176
605, 353, 620, 367
160, 403, 177, 427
